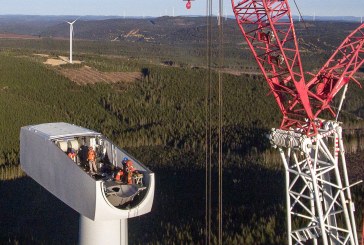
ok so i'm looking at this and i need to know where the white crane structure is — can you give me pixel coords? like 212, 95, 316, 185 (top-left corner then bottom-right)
66, 19, 78, 64
270, 122, 361, 245
20, 122, 155, 245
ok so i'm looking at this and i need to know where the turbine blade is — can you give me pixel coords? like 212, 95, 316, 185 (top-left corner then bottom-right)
71, 17, 80, 24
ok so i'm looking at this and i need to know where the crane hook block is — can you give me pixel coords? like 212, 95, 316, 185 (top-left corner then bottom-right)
186, 0, 191, 9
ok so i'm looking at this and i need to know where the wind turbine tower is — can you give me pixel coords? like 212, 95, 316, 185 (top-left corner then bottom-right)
66, 18, 78, 64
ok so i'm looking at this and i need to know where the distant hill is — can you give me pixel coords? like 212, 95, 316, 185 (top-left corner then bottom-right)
0, 14, 361, 41
39, 17, 221, 43
0, 15, 141, 36
0, 15, 361, 73
292, 15, 363, 23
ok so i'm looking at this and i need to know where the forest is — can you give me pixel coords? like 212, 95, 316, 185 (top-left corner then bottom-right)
0, 17, 363, 244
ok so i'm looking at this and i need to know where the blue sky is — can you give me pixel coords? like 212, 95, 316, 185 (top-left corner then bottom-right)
0, 0, 363, 17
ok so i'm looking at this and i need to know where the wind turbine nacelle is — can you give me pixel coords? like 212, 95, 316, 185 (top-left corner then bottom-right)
20, 122, 155, 221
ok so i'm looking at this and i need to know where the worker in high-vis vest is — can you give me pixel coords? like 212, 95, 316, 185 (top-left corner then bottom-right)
67, 148, 76, 162
115, 169, 124, 182
87, 146, 97, 174
124, 159, 135, 184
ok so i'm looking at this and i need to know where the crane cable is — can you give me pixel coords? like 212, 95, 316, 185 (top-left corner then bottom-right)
217, 0, 224, 243
293, 0, 308, 29
205, 0, 213, 243
205, 0, 224, 243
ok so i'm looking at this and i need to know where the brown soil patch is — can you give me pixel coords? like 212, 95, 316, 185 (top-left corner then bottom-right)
58, 56, 82, 64
43, 56, 82, 66
59, 66, 142, 85
34, 54, 49, 58
0, 33, 39, 39
44, 58, 68, 66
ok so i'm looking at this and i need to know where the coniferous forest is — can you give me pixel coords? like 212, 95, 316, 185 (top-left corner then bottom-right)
0, 17, 363, 244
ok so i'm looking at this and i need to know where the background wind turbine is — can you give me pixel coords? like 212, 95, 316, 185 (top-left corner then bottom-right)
66, 18, 79, 64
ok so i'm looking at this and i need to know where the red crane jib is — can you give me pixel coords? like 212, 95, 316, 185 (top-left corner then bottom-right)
231, 0, 364, 135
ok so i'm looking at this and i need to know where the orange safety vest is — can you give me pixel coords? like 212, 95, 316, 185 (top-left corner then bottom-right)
127, 172, 133, 184
123, 160, 135, 184
68, 152, 76, 159
115, 170, 124, 181
87, 149, 96, 161
125, 160, 135, 172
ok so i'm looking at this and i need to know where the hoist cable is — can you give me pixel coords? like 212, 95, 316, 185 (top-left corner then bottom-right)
293, 0, 308, 29
217, 0, 224, 244
205, 0, 213, 244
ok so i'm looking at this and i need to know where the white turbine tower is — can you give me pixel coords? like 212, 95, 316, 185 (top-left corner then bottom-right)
66, 18, 78, 64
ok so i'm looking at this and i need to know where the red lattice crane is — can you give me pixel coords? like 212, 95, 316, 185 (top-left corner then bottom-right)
307, 24, 364, 121
231, 1, 363, 245
231, 0, 364, 136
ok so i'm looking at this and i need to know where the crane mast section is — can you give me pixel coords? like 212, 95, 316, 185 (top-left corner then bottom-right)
232, 0, 316, 134
306, 23, 364, 119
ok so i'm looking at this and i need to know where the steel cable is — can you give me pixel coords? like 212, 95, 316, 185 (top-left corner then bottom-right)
205, 0, 213, 244
217, 0, 224, 244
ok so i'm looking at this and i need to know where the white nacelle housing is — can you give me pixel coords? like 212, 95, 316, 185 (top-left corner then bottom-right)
20, 122, 155, 221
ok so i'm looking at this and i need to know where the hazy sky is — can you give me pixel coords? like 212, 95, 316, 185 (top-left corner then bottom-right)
0, 0, 363, 17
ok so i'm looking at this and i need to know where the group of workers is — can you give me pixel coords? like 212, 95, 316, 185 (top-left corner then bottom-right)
66, 144, 139, 185
115, 158, 136, 184
67, 146, 98, 173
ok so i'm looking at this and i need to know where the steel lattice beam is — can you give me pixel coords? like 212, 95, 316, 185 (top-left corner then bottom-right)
231, 1, 362, 244
271, 122, 358, 245
231, 0, 364, 135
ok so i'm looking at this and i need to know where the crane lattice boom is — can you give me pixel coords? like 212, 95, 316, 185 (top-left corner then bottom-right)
232, 0, 364, 135
307, 24, 364, 119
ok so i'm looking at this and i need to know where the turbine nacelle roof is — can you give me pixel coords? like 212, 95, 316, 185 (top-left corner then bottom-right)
28, 122, 100, 140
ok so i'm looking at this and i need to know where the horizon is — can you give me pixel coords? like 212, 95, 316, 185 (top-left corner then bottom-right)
0, 0, 363, 18
0, 13, 362, 19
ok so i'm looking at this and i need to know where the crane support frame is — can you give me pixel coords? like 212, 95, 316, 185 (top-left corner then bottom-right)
271, 122, 359, 245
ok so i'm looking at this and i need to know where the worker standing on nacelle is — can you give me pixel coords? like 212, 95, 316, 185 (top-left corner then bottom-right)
114, 169, 124, 182
123, 158, 135, 184
67, 148, 77, 162
87, 146, 97, 174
